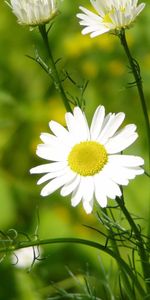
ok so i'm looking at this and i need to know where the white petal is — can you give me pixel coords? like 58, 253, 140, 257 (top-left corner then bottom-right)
135, 3, 145, 17
65, 112, 77, 138
94, 172, 122, 200
95, 191, 107, 208
40, 133, 70, 155
49, 120, 73, 146
100, 112, 112, 131
105, 124, 138, 153
82, 177, 94, 213
78, 6, 103, 21
107, 181, 122, 199
94, 174, 108, 207
40, 133, 59, 145
90, 27, 110, 37
125, 166, 144, 176
108, 155, 144, 167
77, 6, 109, 37
103, 178, 122, 199
104, 112, 125, 142
116, 165, 144, 178
37, 168, 68, 185
98, 112, 125, 144
90, 105, 105, 140
30, 162, 67, 174
41, 169, 75, 196
71, 177, 94, 213
73, 107, 90, 141
36, 144, 68, 161
91, 0, 110, 16
60, 175, 80, 197
102, 164, 130, 185
82, 176, 94, 203
97, 114, 115, 142
65, 107, 90, 143
71, 178, 84, 207
83, 199, 93, 214
65, 111, 83, 143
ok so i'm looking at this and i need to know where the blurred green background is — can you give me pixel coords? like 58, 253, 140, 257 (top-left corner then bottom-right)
0, 0, 150, 299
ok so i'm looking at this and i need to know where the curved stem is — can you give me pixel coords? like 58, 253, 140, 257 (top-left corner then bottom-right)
116, 196, 150, 294
39, 24, 72, 113
118, 28, 150, 293
118, 29, 150, 171
1, 237, 145, 296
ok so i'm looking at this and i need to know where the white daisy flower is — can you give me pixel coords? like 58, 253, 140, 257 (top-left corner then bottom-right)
30, 106, 144, 214
77, 0, 145, 38
6, 0, 58, 26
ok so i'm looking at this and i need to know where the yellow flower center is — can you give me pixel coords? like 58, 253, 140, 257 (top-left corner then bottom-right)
68, 141, 108, 176
103, 7, 125, 24
102, 8, 115, 23
103, 13, 112, 24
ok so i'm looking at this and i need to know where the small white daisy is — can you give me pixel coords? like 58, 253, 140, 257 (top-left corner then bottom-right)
6, 0, 58, 26
30, 106, 144, 214
77, 0, 145, 38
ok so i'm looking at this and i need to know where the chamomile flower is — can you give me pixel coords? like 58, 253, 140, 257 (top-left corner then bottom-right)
77, 0, 145, 38
7, 0, 58, 26
30, 106, 144, 214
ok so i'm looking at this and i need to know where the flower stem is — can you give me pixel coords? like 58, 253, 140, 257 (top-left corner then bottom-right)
104, 208, 134, 298
118, 29, 150, 171
116, 196, 150, 294
39, 24, 72, 113
0, 237, 145, 296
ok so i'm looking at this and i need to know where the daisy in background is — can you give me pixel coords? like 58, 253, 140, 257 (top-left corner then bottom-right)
11, 246, 41, 268
30, 106, 144, 214
77, 0, 145, 38
6, 0, 59, 26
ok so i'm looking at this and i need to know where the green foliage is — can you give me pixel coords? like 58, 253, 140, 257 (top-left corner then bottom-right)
0, 0, 150, 299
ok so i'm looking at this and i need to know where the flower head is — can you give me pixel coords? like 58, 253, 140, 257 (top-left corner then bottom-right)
77, 0, 145, 38
7, 0, 58, 26
30, 106, 144, 214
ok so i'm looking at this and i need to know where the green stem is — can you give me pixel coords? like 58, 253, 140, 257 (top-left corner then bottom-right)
104, 208, 135, 298
39, 24, 72, 113
116, 196, 150, 293
119, 29, 150, 171
0, 237, 145, 296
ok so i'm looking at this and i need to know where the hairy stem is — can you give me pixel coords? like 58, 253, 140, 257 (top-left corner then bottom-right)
39, 24, 72, 112
109, 209, 134, 299
104, 208, 135, 298
116, 196, 150, 294
119, 29, 150, 171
